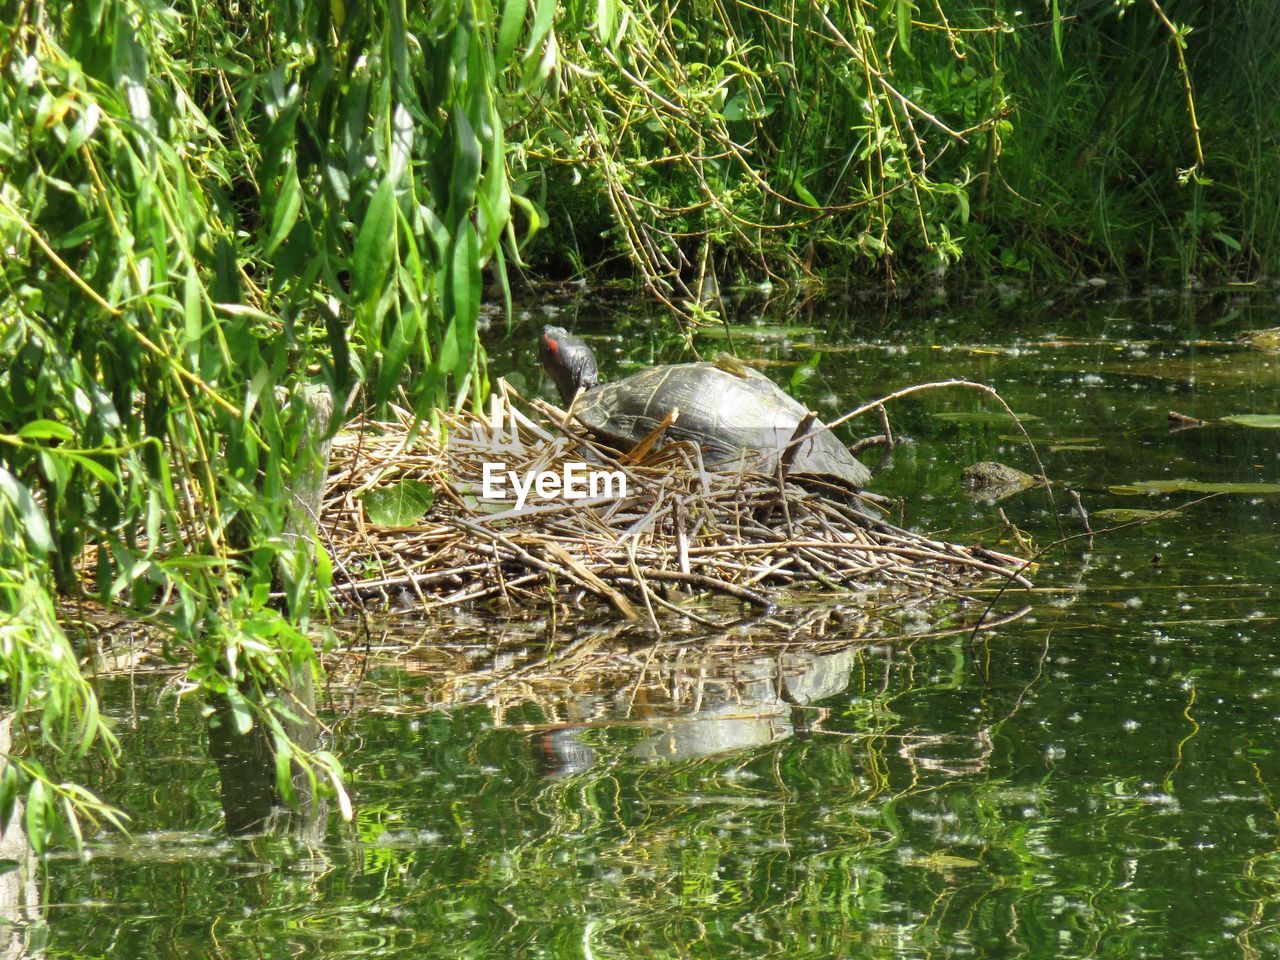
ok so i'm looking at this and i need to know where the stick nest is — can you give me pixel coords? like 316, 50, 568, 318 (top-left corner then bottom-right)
320, 382, 1030, 623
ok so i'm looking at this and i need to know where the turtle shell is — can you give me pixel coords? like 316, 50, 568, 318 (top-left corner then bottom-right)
573, 362, 871, 489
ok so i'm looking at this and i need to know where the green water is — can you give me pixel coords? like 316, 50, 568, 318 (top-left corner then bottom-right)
18, 287, 1280, 958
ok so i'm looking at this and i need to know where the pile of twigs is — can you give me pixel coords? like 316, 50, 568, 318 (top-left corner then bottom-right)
320, 381, 1030, 623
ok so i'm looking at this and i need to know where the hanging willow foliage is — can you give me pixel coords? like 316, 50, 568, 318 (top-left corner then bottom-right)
507, 0, 1249, 301
507, 0, 1016, 309
0, 0, 539, 848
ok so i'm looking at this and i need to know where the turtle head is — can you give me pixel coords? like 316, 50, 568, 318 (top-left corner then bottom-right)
539, 325, 599, 405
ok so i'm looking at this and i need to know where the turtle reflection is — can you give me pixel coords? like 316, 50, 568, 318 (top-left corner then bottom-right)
339, 599, 1026, 781
534, 637, 996, 778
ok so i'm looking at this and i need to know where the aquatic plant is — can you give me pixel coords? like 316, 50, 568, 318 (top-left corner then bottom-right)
0, 0, 525, 847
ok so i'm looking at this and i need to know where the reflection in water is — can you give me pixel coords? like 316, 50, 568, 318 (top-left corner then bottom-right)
0, 717, 40, 960
335, 616, 1047, 959
30, 289, 1280, 958
207, 675, 330, 840
351, 591, 1017, 778
533, 637, 1005, 783
538, 645, 870, 770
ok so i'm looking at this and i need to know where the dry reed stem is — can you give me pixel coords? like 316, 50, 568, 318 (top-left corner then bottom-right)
318, 382, 1032, 623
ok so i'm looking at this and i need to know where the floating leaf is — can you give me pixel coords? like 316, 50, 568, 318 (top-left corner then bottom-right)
695, 324, 821, 340
1002, 435, 1098, 444
1109, 480, 1280, 496
1094, 508, 1169, 523
1108, 355, 1274, 385
1219, 414, 1280, 429
933, 411, 1040, 424
363, 479, 436, 526
908, 853, 981, 871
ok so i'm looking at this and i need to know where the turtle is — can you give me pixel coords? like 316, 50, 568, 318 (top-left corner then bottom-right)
537, 325, 872, 490
960, 461, 1039, 502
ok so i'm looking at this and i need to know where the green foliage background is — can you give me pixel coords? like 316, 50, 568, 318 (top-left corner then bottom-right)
517, 0, 1276, 292
0, 0, 1274, 846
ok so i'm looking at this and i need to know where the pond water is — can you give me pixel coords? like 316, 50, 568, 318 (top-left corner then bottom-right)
15, 286, 1280, 958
